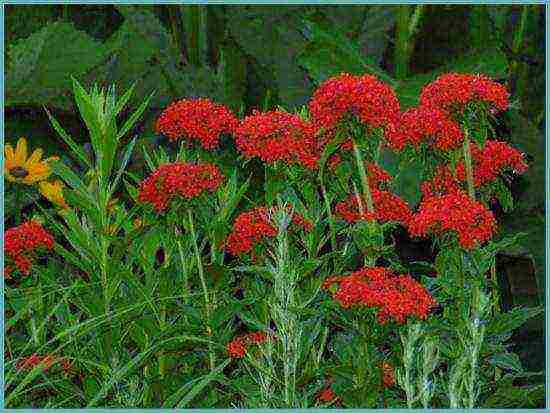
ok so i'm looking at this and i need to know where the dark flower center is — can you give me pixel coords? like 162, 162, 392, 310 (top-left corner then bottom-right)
10, 166, 29, 178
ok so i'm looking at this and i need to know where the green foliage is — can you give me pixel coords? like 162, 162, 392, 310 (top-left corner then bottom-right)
6, 22, 108, 110
4, 5, 544, 409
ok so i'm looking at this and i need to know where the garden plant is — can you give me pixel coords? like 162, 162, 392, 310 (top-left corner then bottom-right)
4, 4, 545, 409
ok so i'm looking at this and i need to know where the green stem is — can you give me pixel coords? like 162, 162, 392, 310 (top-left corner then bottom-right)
181, 5, 206, 66
188, 209, 215, 372
176, 239, 189, 305
512, 5, 529, 54
462, 130, 476, 200
319, 176, 337, 261
167, 6, 183, 56
62, 4, 69, 21
395, 6, 411, 80
352, 141, 374, 213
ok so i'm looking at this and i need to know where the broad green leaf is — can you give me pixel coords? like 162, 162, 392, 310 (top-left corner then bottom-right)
6, 22, 107, 110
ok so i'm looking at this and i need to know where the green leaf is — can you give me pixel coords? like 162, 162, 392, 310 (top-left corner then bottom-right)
226, 6, 314, 108
51, 160, 94, 204
486, 306, 543, 337
6, 22, 107, 110
299, 13, 396, 87
116, 91, 154, 141
175, 359, 230, 408
488, 352, 523, 373
110, 136, 138, 197
43, 106, 91, 169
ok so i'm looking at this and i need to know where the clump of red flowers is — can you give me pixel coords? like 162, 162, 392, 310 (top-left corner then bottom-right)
421, 165, 463, 198
422, 140, 527, 198
155, 98, 238, 149
17, 354, 72, 374
234, 110, 319, 170
227, 331, 268, 359
408, 191, 497, 249
323, 267, 436, 324
138, 162, 223, 212
335, 190, 412, 227
385, 105, 464, 151
456, 139, 528, 188
419, 73, 509, 116
366, 163, 393, 189
5, 221, 55, 279
316, 387, 339, 404
309, 73, 400, 133
225, 206, 313, 256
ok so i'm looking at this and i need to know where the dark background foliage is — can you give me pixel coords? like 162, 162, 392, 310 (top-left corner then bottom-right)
4, 2, 545, 374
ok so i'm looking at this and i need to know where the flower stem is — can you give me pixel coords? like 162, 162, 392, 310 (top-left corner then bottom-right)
462, 130, 476, 201
319, 175, 338, 268
352, 140, 374, 213
176, 239, 189, 305
188, 209, 215, 372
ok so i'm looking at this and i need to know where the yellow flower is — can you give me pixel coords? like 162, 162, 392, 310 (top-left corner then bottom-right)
39, 180, 69, 209
5, 138, 58, 185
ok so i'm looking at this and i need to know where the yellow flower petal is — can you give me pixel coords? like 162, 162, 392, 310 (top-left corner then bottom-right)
5, 144, 15, 170
14, 138, 28, 165
27, 148, 44, 165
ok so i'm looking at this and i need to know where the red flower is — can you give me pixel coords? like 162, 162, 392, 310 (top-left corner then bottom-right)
366, 163, 392, 189
385, 105, 464, 151
309, 73, 400, 133
421, 165, 463, 198
422, 140, 528, 198
408, 191, 497, 249
324, 267, 436, 324
456, 140, 528, 187
17, 354, 57, 372
234, 110, 320, 170
317, 387, 338, 403
5, 221, 54, 278
419, 73, 509, 116
227, 337, 248, 359
225, 206, 313, 256
227, 331, 269, 359
138, 162, 223, 212
335, 190, 412, 227
155, 98, 238, 149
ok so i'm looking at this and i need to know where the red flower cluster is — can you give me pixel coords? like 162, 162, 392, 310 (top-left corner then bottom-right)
385, 105, 464, 151
422, 140, 528, 197
225, 206, 313, 256
155, 98, 238, 149
456, 140, 528, 187
138, 162, 223, 212
316, 387, 338, 403
5, 221, 55, 279
309, 73, 400, 132
419, 73, 509, 115
234, 110, 319, 170
227, 331, 268, 359
335, 190, 412, 227
408, 191, 497, 249
324, 267, 436, 324
421, 165, 462, 198
17, 354, 72, 373
366, 163, 392, 189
